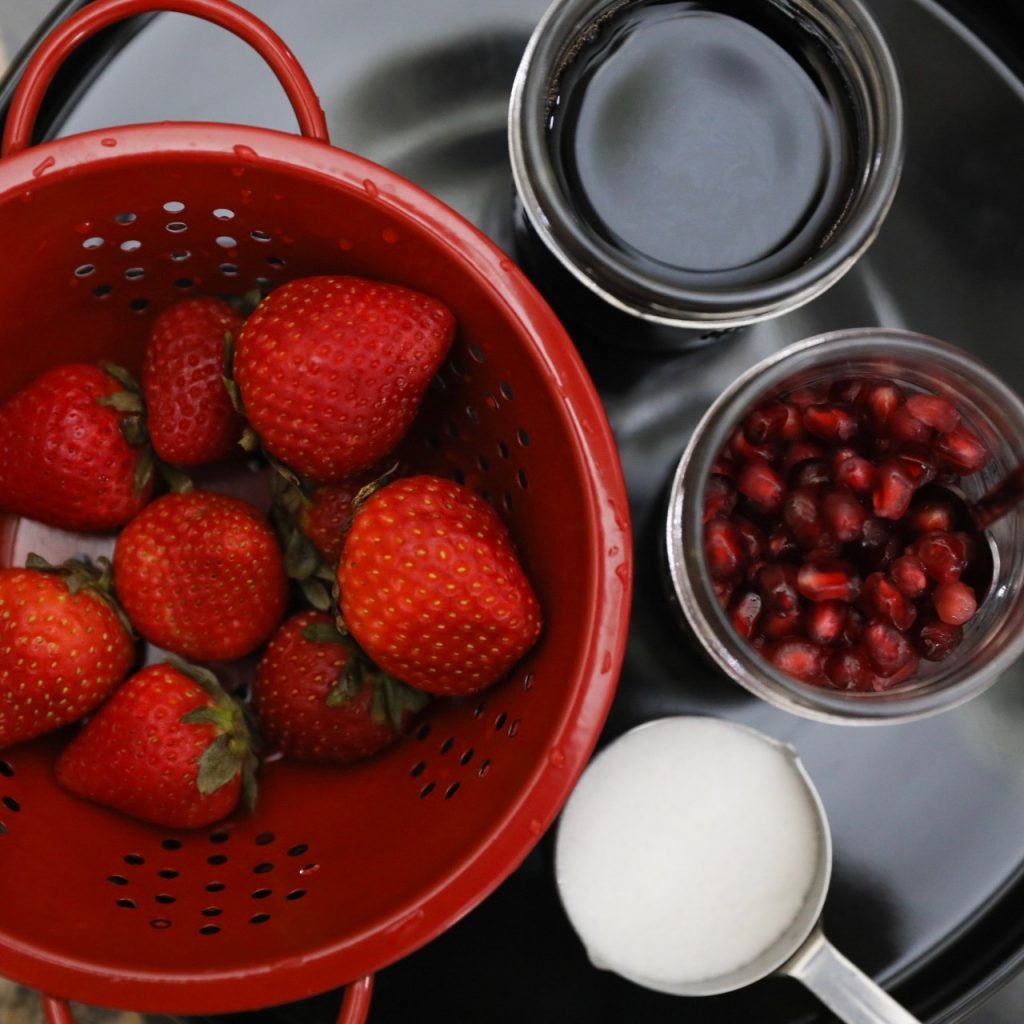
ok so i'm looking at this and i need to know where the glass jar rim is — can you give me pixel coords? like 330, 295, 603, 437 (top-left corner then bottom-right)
509, 0, 906, 328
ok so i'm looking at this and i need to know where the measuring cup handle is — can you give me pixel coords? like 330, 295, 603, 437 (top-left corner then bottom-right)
40, 975, 374, 1023
783, 928, 922, 1024
2, 0, 329, 158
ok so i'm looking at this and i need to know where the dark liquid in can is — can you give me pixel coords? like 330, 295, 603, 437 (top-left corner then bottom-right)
547, 0, 858, 289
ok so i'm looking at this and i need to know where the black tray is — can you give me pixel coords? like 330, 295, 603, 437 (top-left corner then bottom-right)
3, 1, 1024, 1022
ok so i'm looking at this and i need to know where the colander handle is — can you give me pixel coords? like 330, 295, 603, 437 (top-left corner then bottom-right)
2, 0, 329, 157
40, 975, 374, 1023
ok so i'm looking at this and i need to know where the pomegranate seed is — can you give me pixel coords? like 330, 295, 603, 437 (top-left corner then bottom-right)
744, 402, 792, 444
767, 527, 798, 562
906, 499, 956, 535
913, 617, 964, 661
761, 609, 802, 640
860, 572, 917, 631
788, 386, 826, 409
703, 475, 737, 524
843, 607, 866, 644
729, 590, 763, 639
829, 378, 866, 404
936, 425, 989, 474
933, 581, 977, 626
803, 403, 859, 442
889, 403, 934, 444
713, 579, 735, 609
766, 639, 828, 683
782, 441, 826, 470
804, 600, 847, 644
834, 454, 875, 493
862, 620, 914, 677
858, 517, 903, 572
906, 394, 960, 433
913, 531, 967, 583
711, 456, 737, 479
896, 451, 937, 490
865, 383, 903, 430
822, 488, 866, 542
791, 459, 832, 489
729, 427, 777, 465
783, 487, 824, 549
872, 459, 917, 520
871, 648, 920, 690
704, 518, 747, 580
826, 646, 871, 690
731, 516, 766, 563
888, 555, 928, 599
737, 456, 785, 512
756, 563, 800, 614
797, 557, 861, 603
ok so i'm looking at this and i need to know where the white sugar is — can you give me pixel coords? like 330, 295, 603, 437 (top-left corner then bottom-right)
555, 717, 823, 991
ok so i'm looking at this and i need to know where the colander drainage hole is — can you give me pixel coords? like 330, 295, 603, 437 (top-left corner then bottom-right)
199, 924, 221, 935
202, 907, 223, 917
208, 854, 228, 866
163, 201, 185, 213
107, 875, 129, 886
0, 760, 13, 777
124, 853, 145, 866
155, 894, 175, 905
206, 882, 226, 893
162, 838, 182, 851
459, 748, 475, 766
251, 888, 272, 900
440, 737, 454, 755
150, 918, 171, 929
415, 723, 431, 742
209, 831, 231, 844
116, 898, 136, 909
253, 862, 274, 874
158, 869, 179, 879
494, 712, 508, 731
410, 761, 426, 778
285, 889, 306, 901
255, 832, 275, 846
419, 782, 435, 799
250, 913, 271, 925
444, 783, 460, 800
287, 844, 309, 857
2, 795, 20, 812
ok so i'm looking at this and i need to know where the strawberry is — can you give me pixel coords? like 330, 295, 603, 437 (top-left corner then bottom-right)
113, 490, 287, 662
55, 661, 257, 829
0, 555, 135, 749
254, 610, 429, 764
141, 297, 246, 466
337, 475, 542, 696
232, 275, 455, 481
0, 363, 153, 531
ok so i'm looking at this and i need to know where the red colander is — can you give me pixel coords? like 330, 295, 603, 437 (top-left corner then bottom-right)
0, 1, 633, 1020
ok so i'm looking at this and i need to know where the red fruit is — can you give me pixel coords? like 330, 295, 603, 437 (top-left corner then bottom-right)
782, 441, 826, 471
871, 648, 920, 690
783, 487, 824, 549
728, 590, 763, 640
860, 572, 917, 631
826, 646, 871, 690
338, 475, 542, 696
906, 500, 956, 535
234, 275, 455, 481
743, 402, 791, 444
932, 581, 977, 626
737, 457, 785, 511
834, 454, 874, 493
114, 491, 287, 661
760, 609, 802, 640
864, 383, 902, 430
905, 394, 959, 433
913, 617, 964, 661
55, 662, 255, 829
0, 363, 153, 531
766, 639, 827, 683
0, 558, 135, 749
704, 518, 748, 581
871, 459, 917, 520
703, 475, 737, 524
888, 403, 934, 444
804, 600, 847, 645
862, 620, 914, 677
797, 558, 861, 603
254, 611, 429, 764
731, 516, 765, 563
756, 563, 800, 614
803, 403, 859, 442
913, 530, 967, 584
935, 425, 989, 474
791, 460, 831, 489
821, 488, 866, 542
858, 517, 902, 572
142, 297, 246, 466
888, 555, 928, 599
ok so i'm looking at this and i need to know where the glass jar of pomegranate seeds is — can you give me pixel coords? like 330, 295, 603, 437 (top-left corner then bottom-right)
665, 328, 1024, 723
